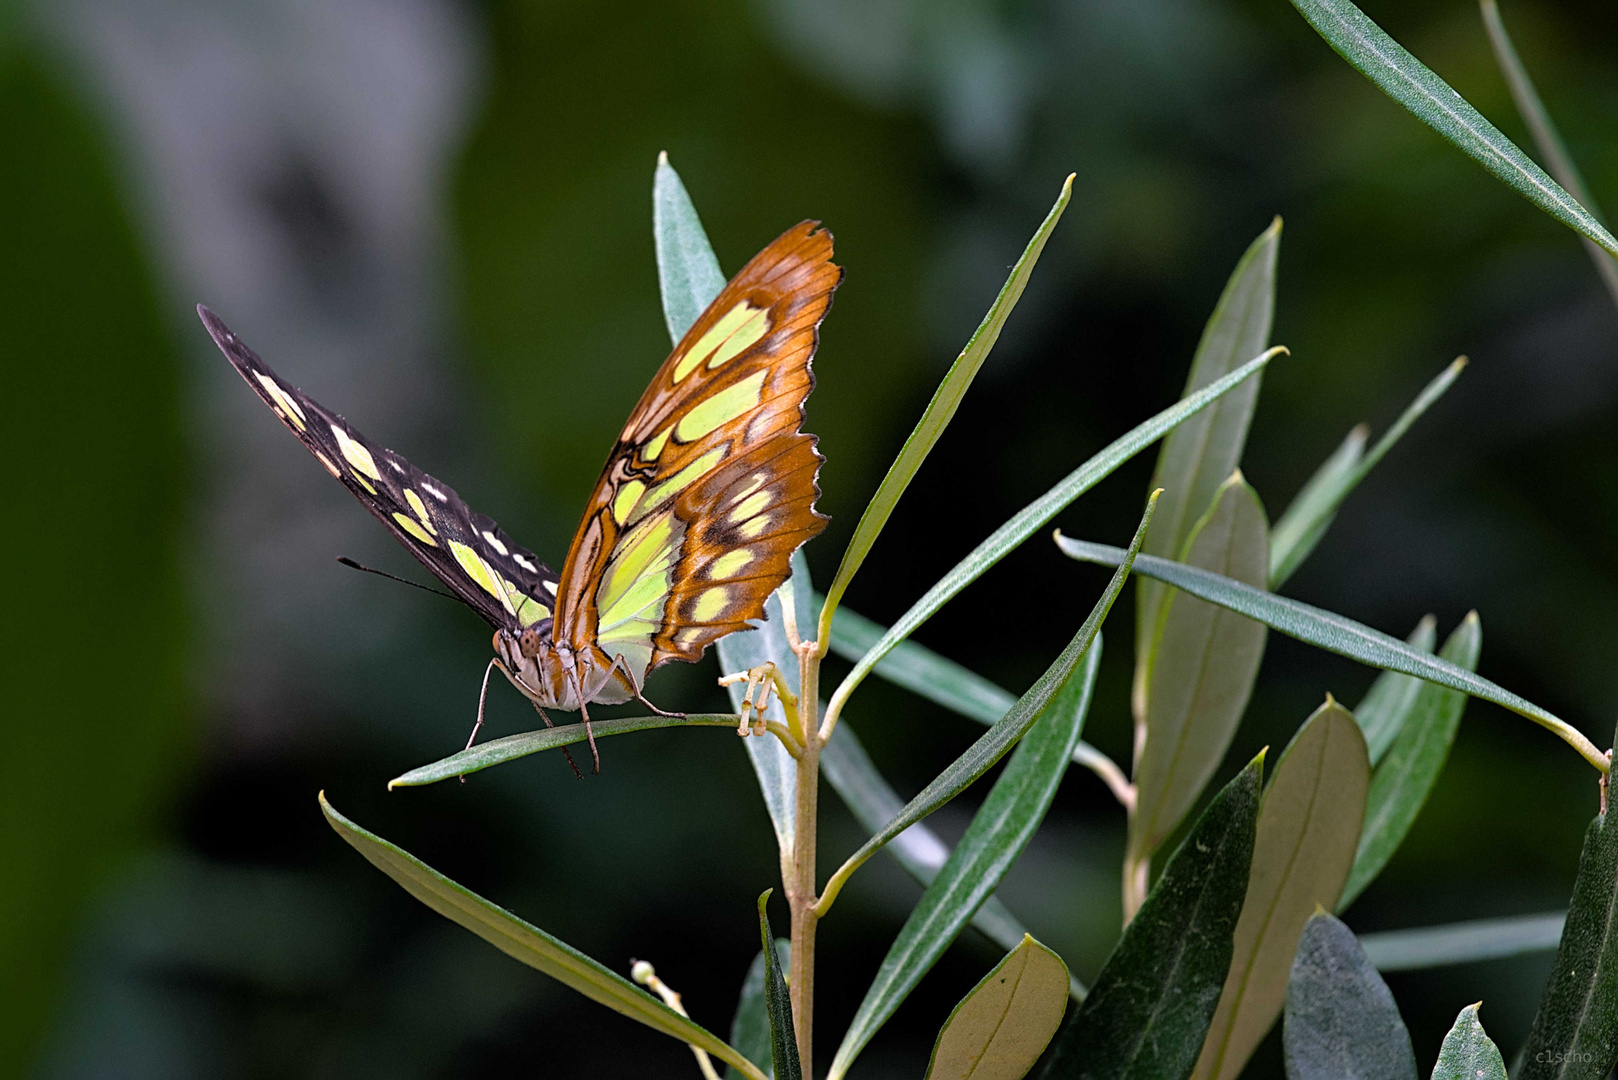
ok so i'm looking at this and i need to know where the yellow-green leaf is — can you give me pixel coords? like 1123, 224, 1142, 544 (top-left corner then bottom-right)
1138, 219, 1279, 673
926, 935, 1070, 1080
1131, 471, 1269, 866
320, 794, 767, 1080
1192, 700, 1369, 1080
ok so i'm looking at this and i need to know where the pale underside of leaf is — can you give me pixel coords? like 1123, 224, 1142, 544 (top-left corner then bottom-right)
1132, 473, 1269, 862
926, 935, 1070, 1080
1192, 700, 1368, 1080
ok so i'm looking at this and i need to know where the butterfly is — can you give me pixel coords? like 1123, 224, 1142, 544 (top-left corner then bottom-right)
201, 221, 839, 770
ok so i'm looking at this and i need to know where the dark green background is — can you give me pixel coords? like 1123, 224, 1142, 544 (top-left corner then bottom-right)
6, 0, 1618, 1075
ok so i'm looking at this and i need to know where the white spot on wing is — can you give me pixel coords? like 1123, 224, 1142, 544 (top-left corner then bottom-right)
512, 553, 537, 572
422, 482, 448, 502
482, 530, 510, 556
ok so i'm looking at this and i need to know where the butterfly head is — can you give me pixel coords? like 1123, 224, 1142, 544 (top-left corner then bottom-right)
492, 623, 572, 710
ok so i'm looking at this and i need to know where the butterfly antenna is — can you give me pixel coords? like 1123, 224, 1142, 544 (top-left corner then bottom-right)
337, 557, 468, 607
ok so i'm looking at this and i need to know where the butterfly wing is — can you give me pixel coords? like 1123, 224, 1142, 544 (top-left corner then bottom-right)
199, 305, 558, 633
551, 222, 839, 686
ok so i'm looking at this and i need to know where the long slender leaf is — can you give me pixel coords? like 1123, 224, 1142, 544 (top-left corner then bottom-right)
1479, 0, 1618, 307
830, 644, 1099, 1079
728, 942, 790, 1080
817, 495, 1156, 916
825, 603, 1121, 798
756, 892, 801, 1080
1341, 614, 1482, 909
653, 152, 727, 343
320, 794, 767, 1080
388, 715, 738, 788
1040, 754, 1264, 1080
816, 175, 1074, 645
1359, 912, 1565, 972
1284, 912, 1416, 1080
1269, 359, 1466, 589
1434, 1004, 1508, 1080
1193, 701, 1369, 1080
1137, 219, 1280, 672
1286, 0, 1618, 257
1520, 794, 1618, 1080
821, 716, 1042, 967
1132, 472, 1269, 865
825, 347, 1282, 727
925, 936, 1071, 1080
1354, 616, 1437, 768
1054, 537, 1606, 772
652, 155, 806, 853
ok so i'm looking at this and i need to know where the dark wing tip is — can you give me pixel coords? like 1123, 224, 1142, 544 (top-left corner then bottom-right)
196, 304, 238, 350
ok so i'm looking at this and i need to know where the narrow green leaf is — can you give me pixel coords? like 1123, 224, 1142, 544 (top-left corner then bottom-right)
653, 152, 727, 344
1434, 1004, 1508, 1080
1286, 0, 1618, 257
1193, 700, 1369, 1080
1267, 424, 1366, 590
727, 941, 790, 1080
1055, 537, 1606, 772
822, 711, 1059, 977
1138, 218, 1280, 674
1284, 912, 1416, 1080
1132, 472, 1270, 862
1479, 0, 1618, 307
756, 892, 801, 1080
817, 494, 1156, 916
1359, 912, 1565, 972
830, 644, 1100, 1079
816, 175, 1073, 645
1269, 359, 1466, 589
1341, 613, 1482, 909
925, 935, 1071, 1080
826, 603, 1119, 800
387, 715, 738, 788
825, 347, 1282, 726
1040, 754, 1264, 1080
319, 794, 767, 1080
1520, 799, 1618, 1080
1354, 616, 1438, 768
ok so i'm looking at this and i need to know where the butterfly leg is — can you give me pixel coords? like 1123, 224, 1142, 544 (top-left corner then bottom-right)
605, 653, 684, 719
495, 659, 584, 778
568, 668, 602, 775
465, 658, 499, 751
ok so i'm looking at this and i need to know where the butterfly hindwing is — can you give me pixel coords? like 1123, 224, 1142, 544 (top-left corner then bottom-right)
198, 305, 558, 634
552, 222, 839, 680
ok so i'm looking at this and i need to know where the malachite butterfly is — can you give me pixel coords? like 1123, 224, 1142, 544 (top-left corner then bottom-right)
202, 222, 839, 768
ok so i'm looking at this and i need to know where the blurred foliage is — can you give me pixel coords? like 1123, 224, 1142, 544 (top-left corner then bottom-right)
9, 0, 1618, 1075
0, 47, 190, 1069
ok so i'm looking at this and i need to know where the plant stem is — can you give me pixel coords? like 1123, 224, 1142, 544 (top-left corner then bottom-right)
788, 639, 823, 1074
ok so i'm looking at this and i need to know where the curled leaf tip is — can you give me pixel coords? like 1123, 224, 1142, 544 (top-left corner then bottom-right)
1452, 355, 1470, 371
757, 888, 775, 913
1464, 609, 1481, 625
657, 149, 669, 165
1324, 690, 1338, 706
1268, 214, 1284, 234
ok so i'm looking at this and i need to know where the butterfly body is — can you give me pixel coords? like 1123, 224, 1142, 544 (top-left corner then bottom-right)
202, 221, 839, 728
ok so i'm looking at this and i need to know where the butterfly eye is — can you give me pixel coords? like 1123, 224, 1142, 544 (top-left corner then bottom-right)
519, 627, 544, 658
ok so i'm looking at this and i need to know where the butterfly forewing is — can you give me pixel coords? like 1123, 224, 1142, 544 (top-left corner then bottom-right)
199, 305, 558, 634
554, 222, 840, 679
